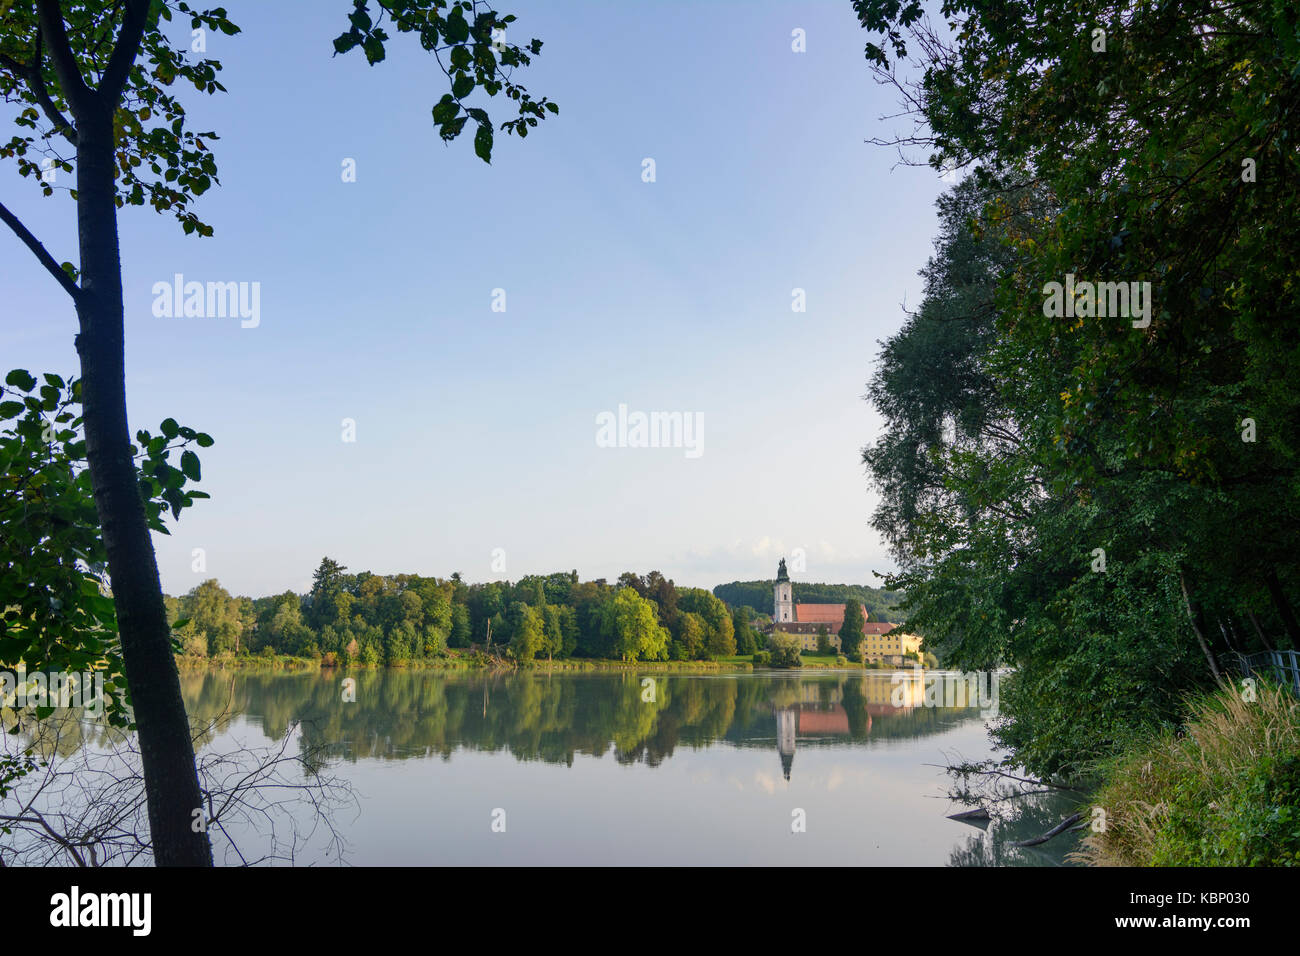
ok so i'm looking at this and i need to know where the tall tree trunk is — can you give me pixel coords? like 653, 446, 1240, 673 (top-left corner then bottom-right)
75, 108, 213, 867
1247, 609, 1276, 653
1179, 569, 1223, 684
1264, 571, 1300, 648
1216, 616, 1238, 653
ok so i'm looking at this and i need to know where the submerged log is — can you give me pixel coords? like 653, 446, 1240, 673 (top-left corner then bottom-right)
1005, 812, 1083, 848
947, 807, 992, 829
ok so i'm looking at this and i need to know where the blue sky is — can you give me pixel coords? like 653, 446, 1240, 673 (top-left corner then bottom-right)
2, 0, 951, 597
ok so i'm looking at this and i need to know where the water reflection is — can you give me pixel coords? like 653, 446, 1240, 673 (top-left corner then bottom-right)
4, 669, 1083, 865
178, 669, 979, 782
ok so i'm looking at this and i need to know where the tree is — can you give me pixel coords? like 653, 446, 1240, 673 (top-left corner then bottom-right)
449, 604, 471, 648
767, 633, 802, 668
677, 588, 734, 659
307, 557, 349, 630
839, 601, 865, 661
673, 612, 706, 661
184, 578, 243, 656
815, 625, 831, 656
505, 601, 543, 662
600, 588, 669, 663
855, 0, 1300, 774
0, 1, 555, 864
540, 604, 564, 661
2, 372, 206, 721
732, 608, 757, 656
555, 604, 579, 658
385, 619, 416, 665
643, 570, 679, 629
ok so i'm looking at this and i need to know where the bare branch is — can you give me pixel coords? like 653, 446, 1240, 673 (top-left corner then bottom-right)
0, 198, 81, 300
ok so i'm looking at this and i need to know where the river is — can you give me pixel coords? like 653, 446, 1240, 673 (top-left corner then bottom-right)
167, 667, 1084, 866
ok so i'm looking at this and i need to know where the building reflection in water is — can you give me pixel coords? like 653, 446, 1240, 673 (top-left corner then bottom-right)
774, 672, 928, 780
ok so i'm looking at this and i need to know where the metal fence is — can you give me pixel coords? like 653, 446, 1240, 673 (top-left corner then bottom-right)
1233, 650, 1300, 695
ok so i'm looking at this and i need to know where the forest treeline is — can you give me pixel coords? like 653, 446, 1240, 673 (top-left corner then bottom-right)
168, 561, 772, 665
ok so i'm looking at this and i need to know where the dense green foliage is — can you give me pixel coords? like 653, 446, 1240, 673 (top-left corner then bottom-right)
168, 562, 743, 666
712, 579, 905, 622
856, 0, 1300, 777
767, 633, 803, 668
1, 370, 211, 726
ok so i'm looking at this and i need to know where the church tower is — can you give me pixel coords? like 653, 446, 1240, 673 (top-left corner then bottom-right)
774, 558, 793, 623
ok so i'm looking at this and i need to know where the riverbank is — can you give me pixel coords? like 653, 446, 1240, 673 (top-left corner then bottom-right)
1075, 681, 1300, 866
174, 651, 932, 672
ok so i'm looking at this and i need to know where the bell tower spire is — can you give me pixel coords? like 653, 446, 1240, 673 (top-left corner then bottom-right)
774, 559, 793, 623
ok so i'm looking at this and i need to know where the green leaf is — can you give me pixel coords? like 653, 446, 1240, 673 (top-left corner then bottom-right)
180, 449, 201, 481
432, 94, 459, 126
474, 122, 493, 163
160, 417, 180, 439
446, 7, 470, 43
4, 370, 35, 392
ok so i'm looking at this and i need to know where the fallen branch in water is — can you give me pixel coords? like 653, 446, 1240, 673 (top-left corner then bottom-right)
1004, 812, 1083, 848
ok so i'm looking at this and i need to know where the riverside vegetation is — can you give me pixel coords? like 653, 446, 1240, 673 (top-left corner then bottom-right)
165, 561, 923, 671
855, 0, 1300, 864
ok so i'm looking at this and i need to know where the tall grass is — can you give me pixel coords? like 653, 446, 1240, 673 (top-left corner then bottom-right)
1076, 681, 1300, 866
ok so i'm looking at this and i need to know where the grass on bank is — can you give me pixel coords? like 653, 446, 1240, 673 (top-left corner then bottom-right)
1076, 681, 1300, 866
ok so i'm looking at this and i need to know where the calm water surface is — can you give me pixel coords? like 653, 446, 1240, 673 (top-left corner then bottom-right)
178, 668, 1082, 866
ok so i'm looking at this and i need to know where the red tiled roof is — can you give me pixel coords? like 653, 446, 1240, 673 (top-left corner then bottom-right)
795, 604, 846, 625
794, 604, 898, 635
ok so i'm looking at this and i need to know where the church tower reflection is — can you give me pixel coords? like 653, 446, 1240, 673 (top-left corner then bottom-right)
771, 675, 934, 781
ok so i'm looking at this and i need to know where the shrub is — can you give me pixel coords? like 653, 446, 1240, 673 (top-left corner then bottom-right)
767, 633, 802, 668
